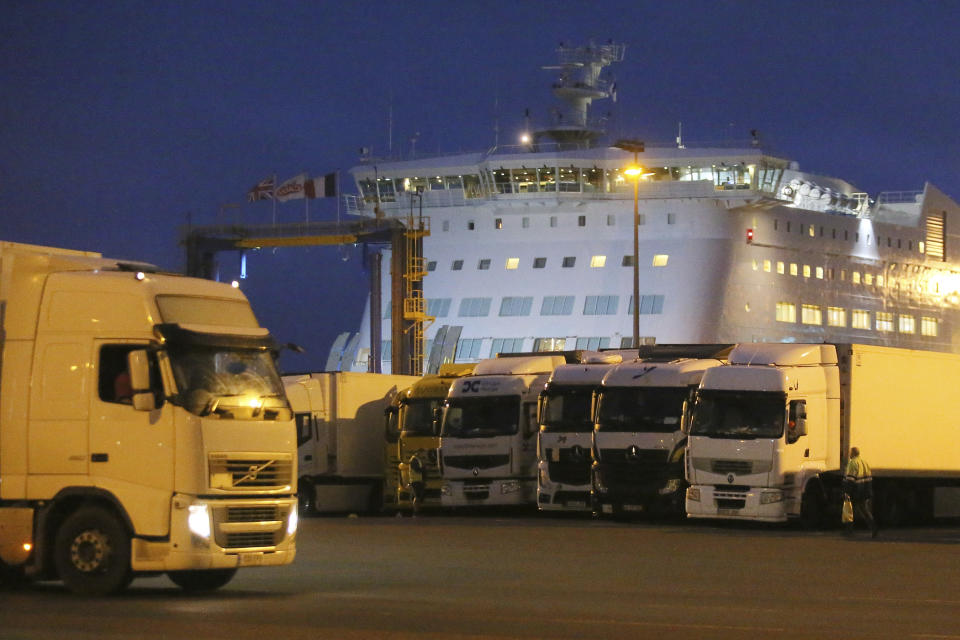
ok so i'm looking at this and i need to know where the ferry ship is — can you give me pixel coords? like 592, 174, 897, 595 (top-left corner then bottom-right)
330, 42, 960, 374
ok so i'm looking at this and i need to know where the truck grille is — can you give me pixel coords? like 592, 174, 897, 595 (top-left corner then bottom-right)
547, 460, 591, 485
710, 460, 753, 475
443, 454, 509, 470
212, 503, 290, 550
209, 454, 293, 491
596, 448, 674, 492
462, 480, 490, 500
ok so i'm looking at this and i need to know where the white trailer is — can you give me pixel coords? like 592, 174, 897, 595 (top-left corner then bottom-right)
440, 355, 566, 507
285, 372, 418, 514
686, 343, 960, 526
537, 355, 621, 512
592, 350, 728, 518
0, 241, 298, 595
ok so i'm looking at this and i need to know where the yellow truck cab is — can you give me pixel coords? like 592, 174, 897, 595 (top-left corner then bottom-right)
392, 364, 474, 512
0, 242, 297, 594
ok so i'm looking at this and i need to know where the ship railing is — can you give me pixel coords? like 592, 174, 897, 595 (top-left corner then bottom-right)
875, 190, 923, 205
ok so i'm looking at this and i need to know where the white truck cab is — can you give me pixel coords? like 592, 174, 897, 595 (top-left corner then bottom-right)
439, 355, 565, 507
537, 355, 621, 512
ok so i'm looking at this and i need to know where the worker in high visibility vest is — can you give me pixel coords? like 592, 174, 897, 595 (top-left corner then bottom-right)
407, 454, 426, 516
843, 446, 878, 538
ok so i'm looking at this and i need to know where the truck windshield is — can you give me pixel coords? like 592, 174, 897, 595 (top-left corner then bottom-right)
168, 345, 290, 420
401, 398, 442, 437
442, 396, 520, 437
689, 390, 785, 439
595, 386, 687, 433
540, 387, 594, 433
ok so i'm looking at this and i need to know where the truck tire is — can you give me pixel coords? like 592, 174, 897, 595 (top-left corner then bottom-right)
167, 568, 237, 592
54, 506, 133, 596
298, 479, 315, 517
800, 487, 825, 530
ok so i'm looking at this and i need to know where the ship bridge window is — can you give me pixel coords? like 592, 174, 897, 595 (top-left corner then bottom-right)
511, 168, 538, 193
621, 336, 657, 348
584, 295, 619, 315
493, 170, 512, 194
541, 296, 574, 316
584, 168, 603, 192
429, 176, 445, 190
463, 174, 482, 198
446, 176, 463, 190
576, 337, 610, 350
921, 316, 939, 337
458, 298, 492, 317
558, 167, 581, 192
490, 338, 525, 357
499, 297, 533, 316
403, 177, 427, 194
713, 164, 750, 190
538, 166, 557, 192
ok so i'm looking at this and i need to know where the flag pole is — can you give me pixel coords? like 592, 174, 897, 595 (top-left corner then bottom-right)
272, 173, 277, 225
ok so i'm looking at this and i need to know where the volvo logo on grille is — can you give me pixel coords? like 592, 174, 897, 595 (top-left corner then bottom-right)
625, 445, 642, 462
727, 473, 735, 484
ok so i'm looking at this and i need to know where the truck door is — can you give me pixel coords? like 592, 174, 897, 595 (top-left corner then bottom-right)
88, 342, 175, 537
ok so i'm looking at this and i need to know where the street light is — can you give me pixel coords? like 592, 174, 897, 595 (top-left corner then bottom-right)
614, 139, 645, 348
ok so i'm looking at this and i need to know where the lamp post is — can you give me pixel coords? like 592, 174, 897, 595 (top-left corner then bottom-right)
614, 139, 645, 348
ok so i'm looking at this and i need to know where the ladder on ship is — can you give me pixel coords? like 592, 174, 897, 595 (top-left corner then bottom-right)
399, 212, 433, 375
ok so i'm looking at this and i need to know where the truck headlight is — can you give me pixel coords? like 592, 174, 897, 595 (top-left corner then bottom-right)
501, 480, 520, 495
760, 490, 783, 505
686, 487, 701, 502
287, 507, 299, 536
659, 479, 682, 496
187, 504, 211, 539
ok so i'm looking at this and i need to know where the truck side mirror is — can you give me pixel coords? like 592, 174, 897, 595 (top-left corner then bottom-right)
537, 392, 546, 425
128, 349, 157, 412
787, 400, 807, 443
680, 400, 689, 433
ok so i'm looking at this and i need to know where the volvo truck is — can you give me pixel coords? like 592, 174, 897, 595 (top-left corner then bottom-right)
592, 346, 731, 518
0, 241, 297, 595
685, 343, 960, 526
536, 354, 621, 512
390, 364, 474, 512
439, 355, 566, 507
285, 371, 417, 514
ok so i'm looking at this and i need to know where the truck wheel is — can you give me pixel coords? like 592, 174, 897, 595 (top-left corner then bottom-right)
167, 568, 237, 592
800, 487, 825, 530
298, 480, 315, 517
54, 506, 133, 596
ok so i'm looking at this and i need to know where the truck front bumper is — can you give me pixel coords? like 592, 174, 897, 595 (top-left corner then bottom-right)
131, 494, 297, 572
685, 485, 787, 523
441, 478, 536, 507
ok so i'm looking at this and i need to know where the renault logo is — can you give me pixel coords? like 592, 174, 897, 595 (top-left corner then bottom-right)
473, 467, 480, 476
727, 473, 735, 484
626, 445, 642, 462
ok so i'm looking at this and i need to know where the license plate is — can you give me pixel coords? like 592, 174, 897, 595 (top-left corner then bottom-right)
566, 500, 585, 508
601, 504, 613, 514
238, 552, 263, 567
718, 508, 740, 516
623, 504, 644, 512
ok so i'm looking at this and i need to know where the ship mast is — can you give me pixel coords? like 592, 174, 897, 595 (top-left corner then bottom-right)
537, 40, 625, 147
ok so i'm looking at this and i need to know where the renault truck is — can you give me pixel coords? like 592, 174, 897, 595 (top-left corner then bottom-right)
439, 354, 566, 507
536, 354, 621, 512
685, 343, 960, 527
0, 241, 297, 595
592, 345, 731, 519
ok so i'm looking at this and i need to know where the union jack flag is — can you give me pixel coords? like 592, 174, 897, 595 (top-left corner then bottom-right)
246, 176, 275, 202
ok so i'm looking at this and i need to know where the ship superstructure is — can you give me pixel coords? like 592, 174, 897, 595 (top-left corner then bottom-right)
331, 43, 960, 373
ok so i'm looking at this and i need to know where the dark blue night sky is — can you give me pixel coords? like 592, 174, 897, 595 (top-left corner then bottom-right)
3, 1, 958, 371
